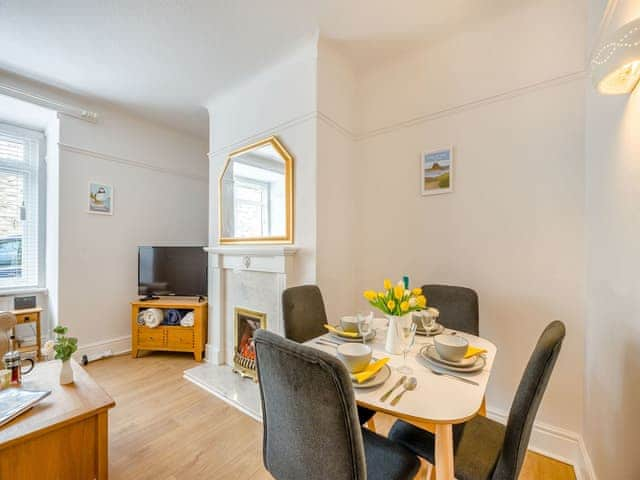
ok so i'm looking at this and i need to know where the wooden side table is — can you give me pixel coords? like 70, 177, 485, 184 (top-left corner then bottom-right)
0, 359, 115, 479
12, 307, 42, 360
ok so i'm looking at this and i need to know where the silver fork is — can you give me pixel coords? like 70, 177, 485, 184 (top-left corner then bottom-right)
427, 366, 479, 385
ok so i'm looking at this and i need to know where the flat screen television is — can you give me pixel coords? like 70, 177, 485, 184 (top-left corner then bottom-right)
138, 246, 207, 299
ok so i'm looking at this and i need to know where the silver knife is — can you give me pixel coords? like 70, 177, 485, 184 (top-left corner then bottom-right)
379, 375, 406, 402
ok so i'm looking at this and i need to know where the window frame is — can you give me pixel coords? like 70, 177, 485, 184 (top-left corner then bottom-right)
233, 176, 271, 238
0, 122, 46, 293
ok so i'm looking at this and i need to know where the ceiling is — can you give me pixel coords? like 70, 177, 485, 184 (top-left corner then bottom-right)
0, 0, 519, 139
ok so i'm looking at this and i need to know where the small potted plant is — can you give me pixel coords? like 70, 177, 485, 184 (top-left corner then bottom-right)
50, 325, 78, 384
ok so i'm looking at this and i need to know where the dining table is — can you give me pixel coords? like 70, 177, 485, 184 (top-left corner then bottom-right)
306, 321, 497, 480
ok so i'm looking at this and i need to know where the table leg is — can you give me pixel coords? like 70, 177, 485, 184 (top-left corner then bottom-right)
435, 423, 454, 480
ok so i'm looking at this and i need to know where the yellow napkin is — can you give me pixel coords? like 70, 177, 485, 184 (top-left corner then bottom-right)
324, 324, 359, 338
464, 346, 487, 359
352, 358, 390, 384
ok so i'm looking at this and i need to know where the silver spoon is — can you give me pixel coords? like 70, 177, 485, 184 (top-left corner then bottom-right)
390, 377, 417, 406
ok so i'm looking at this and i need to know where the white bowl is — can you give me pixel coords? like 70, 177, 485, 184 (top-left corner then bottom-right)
336, 343, 372, 373
340, 316, 360, 333
434, 334, 469, 362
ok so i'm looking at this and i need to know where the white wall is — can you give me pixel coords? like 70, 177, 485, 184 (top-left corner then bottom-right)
584, 1, 640, 478
207, 36, 319, 285
56, 109, 208, 348
0, 71, 209, 350
355, 0, 587, 451
316, 39, 360, 322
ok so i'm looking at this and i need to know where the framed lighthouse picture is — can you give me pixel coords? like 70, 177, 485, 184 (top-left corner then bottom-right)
88, 182, 114, 215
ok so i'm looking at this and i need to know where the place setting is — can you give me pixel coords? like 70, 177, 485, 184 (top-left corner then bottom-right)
417, 331, 486, 385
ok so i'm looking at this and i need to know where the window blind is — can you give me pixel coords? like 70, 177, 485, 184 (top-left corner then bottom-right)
0, 124, 42, 289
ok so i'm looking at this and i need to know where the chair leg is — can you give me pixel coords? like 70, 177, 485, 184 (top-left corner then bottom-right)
429, 462, 436, 480
479, 396, 487, 416
366, 417, 376, 432
422, 461, 435, 480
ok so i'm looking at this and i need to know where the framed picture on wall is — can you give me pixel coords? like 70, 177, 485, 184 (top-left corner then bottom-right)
88, 182, 114, 215
421, 147, 453, 196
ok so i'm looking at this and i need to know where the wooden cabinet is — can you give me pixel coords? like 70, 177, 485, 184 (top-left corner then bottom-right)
131, 298, 207, 361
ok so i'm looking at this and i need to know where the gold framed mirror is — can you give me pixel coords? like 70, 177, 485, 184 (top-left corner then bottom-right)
219, 136, 293, 244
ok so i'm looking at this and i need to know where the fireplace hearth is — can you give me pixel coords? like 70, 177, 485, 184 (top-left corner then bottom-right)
233, 307, 267, 381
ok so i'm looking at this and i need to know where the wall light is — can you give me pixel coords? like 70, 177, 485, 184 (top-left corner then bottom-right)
591, 17, 640, 95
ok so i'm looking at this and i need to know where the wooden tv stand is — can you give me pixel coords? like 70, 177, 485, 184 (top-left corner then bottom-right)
131, 297, 208, 361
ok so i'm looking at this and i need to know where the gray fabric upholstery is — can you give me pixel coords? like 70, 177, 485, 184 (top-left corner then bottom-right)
389, 320, 566, 480
254, 329, 420, 480
421, 284, 479, 335
493, 320, 565, 479
282, 285, 328, 343
389, 415, 505, 480
282, 284, 376, 425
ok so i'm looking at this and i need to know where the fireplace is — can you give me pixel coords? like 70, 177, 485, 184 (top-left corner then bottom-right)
232, 307, 267, 381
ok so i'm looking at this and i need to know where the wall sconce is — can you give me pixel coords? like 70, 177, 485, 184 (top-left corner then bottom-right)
591, 17, 640, 95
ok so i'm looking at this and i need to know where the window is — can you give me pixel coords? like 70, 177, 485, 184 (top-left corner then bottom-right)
0, 123, 44, 289
233, 177, 270, 238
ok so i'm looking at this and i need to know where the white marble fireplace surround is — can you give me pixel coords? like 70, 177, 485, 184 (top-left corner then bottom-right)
184, 245, 298, 420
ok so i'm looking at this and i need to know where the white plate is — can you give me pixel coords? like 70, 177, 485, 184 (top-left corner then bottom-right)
352, 363, 391, 389
329, 329, 376, 343
415, 323, 445, 337
420, 345, 486, 373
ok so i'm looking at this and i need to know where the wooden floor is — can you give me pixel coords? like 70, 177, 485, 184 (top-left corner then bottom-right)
85, 352, 575, 480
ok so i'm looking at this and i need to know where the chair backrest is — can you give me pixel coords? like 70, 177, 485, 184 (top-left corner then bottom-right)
492, 321, 566, 480
421, 284, 479, 335
254, 329, 366, 480
0, 312, 16, 358
282, 285, 328, 343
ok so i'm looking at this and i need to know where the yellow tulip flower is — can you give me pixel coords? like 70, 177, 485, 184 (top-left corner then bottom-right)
394, 285, 404, 300
384, 279, 392, 290
417, 295, 427, 308
400, 301, 409, 312
387, 300, 396, 311
378, 292, 386, 299
363, 290, 377, 301
412, 287, 422, 296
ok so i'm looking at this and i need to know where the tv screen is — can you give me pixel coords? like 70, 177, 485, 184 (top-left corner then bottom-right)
138, 246, 207, 297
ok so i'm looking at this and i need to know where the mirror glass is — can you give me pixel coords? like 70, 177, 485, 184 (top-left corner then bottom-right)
219, 137, 293, 243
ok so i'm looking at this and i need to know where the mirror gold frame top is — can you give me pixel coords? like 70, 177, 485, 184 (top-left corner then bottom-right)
218, 136, 294, 244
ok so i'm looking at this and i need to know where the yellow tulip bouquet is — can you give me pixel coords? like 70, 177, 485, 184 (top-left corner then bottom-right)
363, 279, 427, 316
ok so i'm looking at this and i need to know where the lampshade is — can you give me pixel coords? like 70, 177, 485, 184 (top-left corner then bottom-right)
591, 17, 640, 95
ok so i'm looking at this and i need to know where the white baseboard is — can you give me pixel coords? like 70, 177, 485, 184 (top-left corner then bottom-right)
74, 335, 131, 361
487, 407, 596, 480
577, 436, 598, 480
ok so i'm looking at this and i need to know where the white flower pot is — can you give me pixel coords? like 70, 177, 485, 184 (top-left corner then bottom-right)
59, 359, 74, 385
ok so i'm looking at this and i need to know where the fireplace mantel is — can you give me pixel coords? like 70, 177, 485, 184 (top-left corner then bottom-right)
205, 245, 298, 364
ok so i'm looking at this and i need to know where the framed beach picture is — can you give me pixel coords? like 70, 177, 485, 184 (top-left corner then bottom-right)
422, 147, 453, 196
88, 182, 114, 215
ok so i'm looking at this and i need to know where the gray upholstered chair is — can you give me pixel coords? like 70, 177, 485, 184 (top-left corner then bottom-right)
254, 329, 421, 480
0, 311, 17, 358
282, 285, 328, 343
388, 321, 566, 480
421, 284, 479, 335
282, 284, 377, 427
